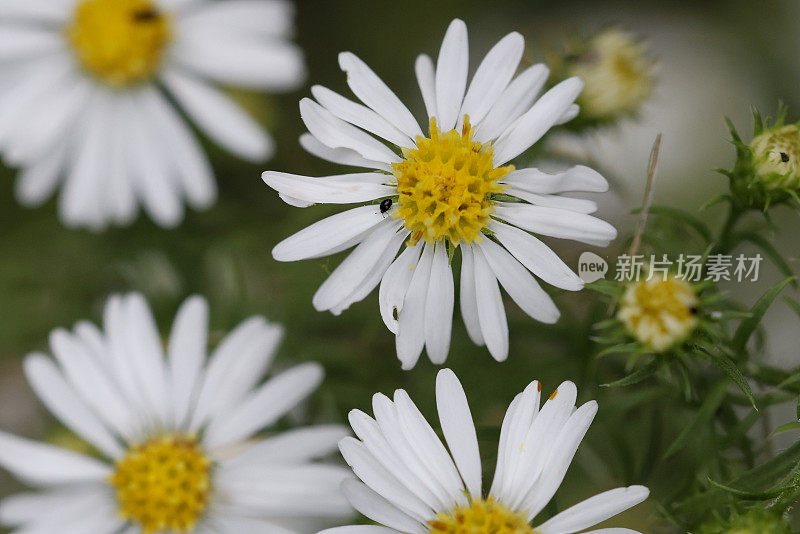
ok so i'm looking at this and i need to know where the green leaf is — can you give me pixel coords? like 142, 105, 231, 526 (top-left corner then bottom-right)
710, 354, 757, 410
775, 422, 800, 434
632, 205, 712, 243
734, 232, 797, 286
601, 360, 658, 388
706, 478, 787, 500
664, 380, 728, 459
597, 342, 639, 357
732, 276, 795, 354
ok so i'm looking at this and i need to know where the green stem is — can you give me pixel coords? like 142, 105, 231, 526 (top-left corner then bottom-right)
713, 203, 745, 256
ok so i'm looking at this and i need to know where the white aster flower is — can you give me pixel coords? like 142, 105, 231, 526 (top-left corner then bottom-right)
0, 293, 353, 534
263, 18, 617, 369
0, 0, 305, 229
324, 369, 649, 534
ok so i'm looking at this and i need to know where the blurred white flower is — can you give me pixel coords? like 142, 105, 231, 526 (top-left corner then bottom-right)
264, 18, 617, 369
325, 368, 649, 534
0, 0, 306, 229
0, 293, 352, 533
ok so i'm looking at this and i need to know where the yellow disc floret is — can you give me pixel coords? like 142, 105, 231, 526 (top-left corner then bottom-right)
392, 117, 513, 247
110, 434, 211, 534
67, 0, 172, 87
428, 498, 538, 534
617, 276, 699, 352
749, 124, 800, 190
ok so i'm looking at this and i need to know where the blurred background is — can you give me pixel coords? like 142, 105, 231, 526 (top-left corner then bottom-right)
1, 0, 799, 531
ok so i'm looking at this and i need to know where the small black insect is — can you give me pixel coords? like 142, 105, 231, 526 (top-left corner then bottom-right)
133, 8, 159, 22
379, 198, 393, 215
781, 152, 790, 163
689, 305, 699, 315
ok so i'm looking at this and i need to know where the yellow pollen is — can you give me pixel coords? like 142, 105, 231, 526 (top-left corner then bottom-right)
617, 276, 699, 352
110, 434, 211, 534
428, 498, 537, 534
67, 0, 172, 87
392, 116, 513, 247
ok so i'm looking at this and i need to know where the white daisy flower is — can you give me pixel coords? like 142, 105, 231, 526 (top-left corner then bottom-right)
263, 18, 617, 369
325, 368, 649, 534
0, 293, 353, 534
0, 0, 305, 229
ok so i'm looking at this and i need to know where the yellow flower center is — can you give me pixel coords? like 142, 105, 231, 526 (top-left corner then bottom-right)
392, 117, 512, 247
617, 276, 699, 352
569, 29, 654, 120
67, 0, 172, 87
428, 498, 537, 534
110, 434, 211, 534
749, 125, 800, 190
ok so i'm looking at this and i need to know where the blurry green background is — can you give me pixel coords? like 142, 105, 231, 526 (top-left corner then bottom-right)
2, 0, 800, 532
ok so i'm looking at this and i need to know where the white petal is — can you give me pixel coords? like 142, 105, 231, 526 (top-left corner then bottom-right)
0, 430, 109, 486
493, 203, 618, 247
222, 425, 349, 469
493, 77, 584, 165
507, 187, 598, 214
162, 68, 273, 161
171, 36, 305, 90
14, 140, 67, 207
459, 245, 484, 345
461, 32, 524, 126
139, 87, 217, 209
0, 485, 107, 526
423, 242, 454, 364
395, 243, 434, 370
0, 26, 63, 61
312, 85, 414, 148
176, 0, 295, 37
476, 238, 560, 324
122, 93, 185, 228
300, 97, 401, 163
521, 400, 598, 520
47, 329, 138, 442
536, 486, 649, 534
330, 226, 408, 316
299, 133, 389, 171
313, 219, 403, 312
104, 97, 138, 225
489, 220, 583, 291
556, 103, 580, 125
342, 479, 426, 534
435, 369, 481, 499
379, 244, 422, 334
474, 64, 549, 143
168, 295, 209, 429
434, 19, 469, 131
190, 317, 281, 430
23, 353, 123, 459
393, 390, 466, 508
0, 0, 70, 23
338, 52, 423, 138
203, 362, 324, 450
338, 437, 433, 521
272, 204, 385, 262
471, 245, 508, 361
263, 171, 395, 205
120, 293, 171, 425
501, 166, 609, 194
415, 54, 437, 120
319, 527, 402, 534
58, 90, 110, 230
348, 407, 447, 512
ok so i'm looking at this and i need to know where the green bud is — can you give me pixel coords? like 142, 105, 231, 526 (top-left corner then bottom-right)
724, 107, 800, 210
